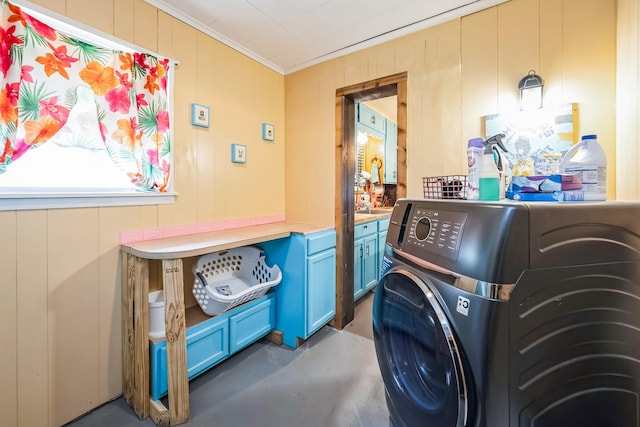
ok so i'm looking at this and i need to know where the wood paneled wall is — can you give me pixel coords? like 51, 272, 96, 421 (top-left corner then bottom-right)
617, 0, 640, 199
1, 0, 285, 426
285, 0, 618, 226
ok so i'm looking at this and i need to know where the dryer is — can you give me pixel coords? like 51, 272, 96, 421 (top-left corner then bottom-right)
373, 199, 640, 427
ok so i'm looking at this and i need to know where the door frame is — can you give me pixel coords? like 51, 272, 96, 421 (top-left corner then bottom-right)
334, 72, 408, 329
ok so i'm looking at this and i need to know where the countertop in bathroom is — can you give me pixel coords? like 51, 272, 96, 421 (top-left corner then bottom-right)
354, 207, 393, 224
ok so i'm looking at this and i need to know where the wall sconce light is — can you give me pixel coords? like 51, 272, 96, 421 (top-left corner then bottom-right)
357, 130, 368, 145
518, 70, 544, 110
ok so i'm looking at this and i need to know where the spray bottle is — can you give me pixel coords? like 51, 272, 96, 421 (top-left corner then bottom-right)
494, 146, 509, 199
479, 133, 508, 201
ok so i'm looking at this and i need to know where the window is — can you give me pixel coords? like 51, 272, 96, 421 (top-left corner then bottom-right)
0, 0, 177, 210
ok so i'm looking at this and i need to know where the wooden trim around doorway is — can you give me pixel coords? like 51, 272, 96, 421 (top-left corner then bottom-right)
334, 72, 407, 330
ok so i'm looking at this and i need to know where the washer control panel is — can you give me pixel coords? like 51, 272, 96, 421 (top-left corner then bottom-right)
406, 207, 467, 259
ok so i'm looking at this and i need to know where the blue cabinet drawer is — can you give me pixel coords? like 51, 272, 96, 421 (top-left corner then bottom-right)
229, 296, 275, 353
151, 315, 229, 399
355, 221, 377, 239
150, 293, 275, 400
306, 229, 336, 256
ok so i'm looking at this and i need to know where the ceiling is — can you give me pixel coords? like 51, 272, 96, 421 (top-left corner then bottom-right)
145, 0, 509, 75
366, 97, 397, 123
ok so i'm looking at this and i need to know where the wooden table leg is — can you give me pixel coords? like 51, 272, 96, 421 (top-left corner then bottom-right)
122, 252, 150, 420
162, 258, 190, 425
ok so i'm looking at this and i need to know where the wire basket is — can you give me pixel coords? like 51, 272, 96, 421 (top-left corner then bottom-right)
422, 175, 468, 199
192, 246, 282, 316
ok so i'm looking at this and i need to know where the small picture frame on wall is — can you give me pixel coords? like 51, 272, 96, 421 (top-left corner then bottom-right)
191, 103, 210, 128
262, 123, 275, 141
231, 143, 247, 163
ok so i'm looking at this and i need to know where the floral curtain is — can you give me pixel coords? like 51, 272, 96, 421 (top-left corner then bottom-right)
0, 0, 172, 191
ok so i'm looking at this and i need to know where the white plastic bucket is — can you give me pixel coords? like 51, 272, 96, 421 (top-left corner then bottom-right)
148, 290, 165, 339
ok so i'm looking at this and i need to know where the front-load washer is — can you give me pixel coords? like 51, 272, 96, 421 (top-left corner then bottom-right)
373, 199, 640, 427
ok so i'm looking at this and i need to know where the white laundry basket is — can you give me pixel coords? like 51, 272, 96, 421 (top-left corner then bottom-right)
192, 246, 282, 316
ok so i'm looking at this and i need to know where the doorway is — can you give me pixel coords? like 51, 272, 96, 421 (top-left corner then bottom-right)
334, 72, 408, 329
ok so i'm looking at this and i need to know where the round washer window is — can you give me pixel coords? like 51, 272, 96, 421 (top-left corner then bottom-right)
373, 270, 468, 426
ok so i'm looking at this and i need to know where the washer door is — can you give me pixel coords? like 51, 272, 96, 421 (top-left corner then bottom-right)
373, 269, 470, 427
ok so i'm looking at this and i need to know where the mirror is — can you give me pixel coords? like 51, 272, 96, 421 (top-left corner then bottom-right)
355, 96, 398, 209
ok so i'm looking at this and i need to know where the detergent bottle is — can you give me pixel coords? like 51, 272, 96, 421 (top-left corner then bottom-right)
479, 133, 508, 201
559, 134, 607, 201
466, 137, 484, 200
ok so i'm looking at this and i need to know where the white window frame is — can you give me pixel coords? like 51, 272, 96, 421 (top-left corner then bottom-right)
1, 0, 178, 211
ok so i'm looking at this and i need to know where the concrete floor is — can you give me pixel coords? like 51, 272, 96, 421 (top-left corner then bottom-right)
65, 292, 390, 427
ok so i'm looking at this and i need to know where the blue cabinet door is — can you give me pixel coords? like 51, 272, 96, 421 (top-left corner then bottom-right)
229, 296, 275, 353
150, 294, 275, 400
355, 220, 379, 300
358, 103, 386, 135
150, 315, 229, 399
354, 238, 365, 300
355, 234, 378, 298
307, 248, 337, 336
363, 234, 378, 292
262, 229, 337, 348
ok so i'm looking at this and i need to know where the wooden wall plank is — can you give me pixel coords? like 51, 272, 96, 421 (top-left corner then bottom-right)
195, 31, 217, 222
343, 51, 369, 89
47, 208, 101, 426
113, 0, 134, 42
461, 8, 499, 151
540, 0, 565, 107
98, 206, 139, 401
132, 0, 158, 52
66, 0, 114, 35
156, 15, 197, 226
497, 0, 539, 112
563, 0, 617, 197
25, 0, 65, 14
422, 20, 463, 178
371, 45, 396, 81
0, 211, 17, 427
616, 0, 640, 199
16, 211, 48, 427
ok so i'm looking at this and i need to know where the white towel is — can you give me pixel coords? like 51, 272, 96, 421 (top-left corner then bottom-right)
371, 162, 380, 184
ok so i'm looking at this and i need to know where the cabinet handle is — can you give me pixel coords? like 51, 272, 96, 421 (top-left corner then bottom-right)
366, 245, 370, 256
360, 247, 363, 259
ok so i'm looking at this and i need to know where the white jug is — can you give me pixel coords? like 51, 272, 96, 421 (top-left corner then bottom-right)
559, 134, 607, 201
